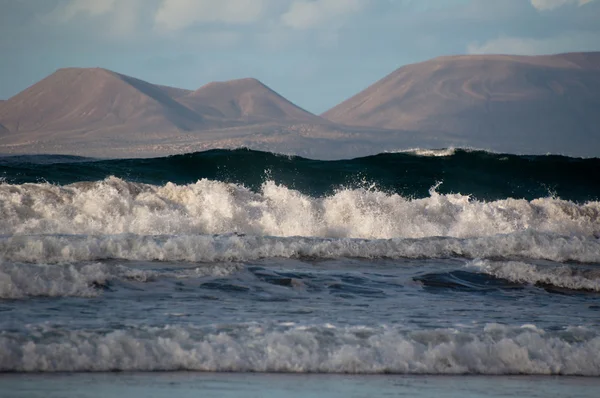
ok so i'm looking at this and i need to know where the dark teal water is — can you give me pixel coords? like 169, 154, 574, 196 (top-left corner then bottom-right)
2, 148, 599, 202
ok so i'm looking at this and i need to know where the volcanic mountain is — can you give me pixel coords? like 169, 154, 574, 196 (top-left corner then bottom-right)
0, 67, 335, 157
178, 78, 323, 124
322, 52, 600, 154
0, 68, 204, 135
0, 68, 324, 138
2, 53, 599, 159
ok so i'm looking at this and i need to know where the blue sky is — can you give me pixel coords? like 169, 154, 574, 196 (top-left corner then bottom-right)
1, 0, 599, 113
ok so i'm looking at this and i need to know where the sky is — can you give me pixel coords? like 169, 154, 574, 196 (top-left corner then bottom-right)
1, 0, 599, 114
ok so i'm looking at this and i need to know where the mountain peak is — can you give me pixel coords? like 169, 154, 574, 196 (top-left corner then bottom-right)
425, 52, 600, 70
50, 67, 121, 82
322, 51, 600, 155
192, 77, 271, 96
0, 67, 203, 134
180, 77, 322, 123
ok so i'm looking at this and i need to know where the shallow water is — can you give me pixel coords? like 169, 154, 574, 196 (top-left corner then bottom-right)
2, 256, 599, 374
2, 373, 600, 398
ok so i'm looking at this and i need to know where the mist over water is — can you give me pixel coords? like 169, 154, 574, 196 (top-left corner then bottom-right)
1, 148, 599, 375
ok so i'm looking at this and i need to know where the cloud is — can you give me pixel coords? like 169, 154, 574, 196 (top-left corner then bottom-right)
530, 0, 595, 11
55, 0, 118, 20
48, 0, 143, 36
154, 0, 270, 31
467, 32, 600, 55
281, 0, 368, 29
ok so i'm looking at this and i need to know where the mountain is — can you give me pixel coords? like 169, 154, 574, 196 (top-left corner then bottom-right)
178, 78, 323, 124
2, 54, 599, 159
0, 69, 324, 136
322, 52, 600, 154
0, 68, 204, 135
155, 85, 192, 99
0, 68, 334, 158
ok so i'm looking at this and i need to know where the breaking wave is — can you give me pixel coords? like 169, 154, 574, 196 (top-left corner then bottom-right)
1, 323, 598, 375
1, 177, 599, 239
392, 147, 458, 157
1, 231, 599, 265
2, 148, 600, 202
0, 262, 242, 299
0, 232, 600, 263
469, 259, 600, 292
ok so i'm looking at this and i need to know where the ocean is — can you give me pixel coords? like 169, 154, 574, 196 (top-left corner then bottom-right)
1, 148, 599, 396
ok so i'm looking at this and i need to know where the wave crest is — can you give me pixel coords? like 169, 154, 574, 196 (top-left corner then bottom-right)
0, 262, 241, 299
1, 323, 598, 374
1, 177, 599, 239
1, 231, 599, 264
469, 259, 600, 292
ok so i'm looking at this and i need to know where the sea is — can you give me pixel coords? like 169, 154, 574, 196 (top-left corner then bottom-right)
1, 148, 599, 397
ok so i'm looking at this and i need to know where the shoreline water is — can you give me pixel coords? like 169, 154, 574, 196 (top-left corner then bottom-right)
2, 373, 600, 398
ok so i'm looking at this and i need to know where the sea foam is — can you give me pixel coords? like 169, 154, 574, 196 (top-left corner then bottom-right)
469, 259, 600, 292
0, 262, 242, 299
1, 177, 598, 239
1, 231, 599, 264
1, 323, 598, 375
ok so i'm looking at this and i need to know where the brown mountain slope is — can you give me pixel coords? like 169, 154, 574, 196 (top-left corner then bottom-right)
0, 68, 204, 134
155, 84, 192, 99
322, 52, 600, 153
179, 78, 324, 124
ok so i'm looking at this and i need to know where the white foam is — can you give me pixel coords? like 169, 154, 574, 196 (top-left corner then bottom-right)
1, 323, 598, 374
1, 177, 599, 239
0, 262, 241, 299
468, 259, 600, 292
1, 230, 599, 265
391, 147, 458, 157
0, 263, 106, 299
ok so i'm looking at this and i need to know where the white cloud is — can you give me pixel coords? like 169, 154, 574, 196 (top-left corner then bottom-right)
49, 0, 143, 36
55, 0, 118, 20
530, 0, 595, 11
467, 32, 600, 55
154, 0, 270, 31
281, 0, 368, 29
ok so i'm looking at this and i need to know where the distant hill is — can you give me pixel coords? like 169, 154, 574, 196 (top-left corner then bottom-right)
0, 67, 335, 158
322, 52, 600, 155
155, 85, 192, 99
0, 68, 205, 135
178, 78, 323, 124
0, 68, 325, 136
1, 53, 599, 159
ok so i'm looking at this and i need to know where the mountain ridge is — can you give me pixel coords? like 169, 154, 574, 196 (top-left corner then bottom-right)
1, 52, 599, 159
179, 77, 325, 124
0, 67, 205, 134
0, 67, 324, 136
321, 52, 600, 154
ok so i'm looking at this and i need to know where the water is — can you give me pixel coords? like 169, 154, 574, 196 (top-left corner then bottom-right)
3, 373, 600, 398
1, 148, 599, 394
